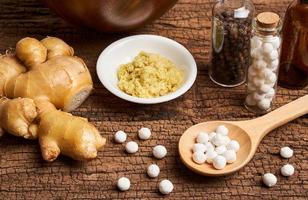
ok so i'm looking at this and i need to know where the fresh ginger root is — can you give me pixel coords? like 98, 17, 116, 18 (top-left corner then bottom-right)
36, 99, 106, 162
0, 97, 38, 139
0, 36, 106, 161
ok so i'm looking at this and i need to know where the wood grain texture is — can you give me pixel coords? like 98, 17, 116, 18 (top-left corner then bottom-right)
0, 0, 307, 199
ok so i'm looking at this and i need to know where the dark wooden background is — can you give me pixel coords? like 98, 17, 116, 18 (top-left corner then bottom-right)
0, 0, 307, 199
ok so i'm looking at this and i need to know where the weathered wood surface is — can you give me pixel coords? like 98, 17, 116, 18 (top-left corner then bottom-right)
0, 0, 307, 199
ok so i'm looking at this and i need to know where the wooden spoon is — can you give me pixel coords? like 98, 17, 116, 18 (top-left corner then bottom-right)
179, 95, 308, 176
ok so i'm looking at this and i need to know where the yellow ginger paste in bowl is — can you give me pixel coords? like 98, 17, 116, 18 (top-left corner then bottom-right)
117, 51, 184, 98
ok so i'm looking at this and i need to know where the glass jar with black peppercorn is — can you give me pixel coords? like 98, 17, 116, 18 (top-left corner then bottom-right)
210, 0, 255, 87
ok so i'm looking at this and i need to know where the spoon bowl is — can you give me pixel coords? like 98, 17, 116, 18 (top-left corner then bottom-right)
179, 95, 308, 176
179, 121, 253, 176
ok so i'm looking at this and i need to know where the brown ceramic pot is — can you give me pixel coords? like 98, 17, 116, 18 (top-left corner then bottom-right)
43, 0, 178, 32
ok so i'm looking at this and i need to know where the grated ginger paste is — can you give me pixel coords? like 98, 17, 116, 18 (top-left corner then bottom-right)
117, 51, 184, 98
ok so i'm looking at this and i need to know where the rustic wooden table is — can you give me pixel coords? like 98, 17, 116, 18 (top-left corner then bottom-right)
0, 0, 307, 199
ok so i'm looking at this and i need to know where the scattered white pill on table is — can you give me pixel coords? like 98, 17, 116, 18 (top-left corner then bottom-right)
117, 177, 130, 191
196, 132, 209, 144
281, 164, 295, 177
205, 150, 218, 164
147, 164, 160, 178
192, 151, 207, 164
262, 173, 277, 187
226, 140, 240, 152
138, 127, 151, 140
153, 145, 167, 159
192, 143, 207, 153
223, 150, 237, 163
213, 155, 227, 169
125, 141, 139, 154
216, 125, 229, 136
257, 98, 271, 110
159, 179, 174, 195
215, 145, 227, 155
280, 146, 293, 158
114, 130, 127, 143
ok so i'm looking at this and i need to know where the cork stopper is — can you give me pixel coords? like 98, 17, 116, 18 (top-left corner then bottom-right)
256, 12, 280, 29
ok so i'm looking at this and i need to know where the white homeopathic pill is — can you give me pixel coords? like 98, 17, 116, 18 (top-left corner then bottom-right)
251, 36, 262, 49
254, 59, 267, 70
268, 50, 279, 60
114, 130, 127, 143
216, 125, 229, 136
262, 43, 274, 54
147, 164, 160, 178
138, 127, 151, 140
280, 146, 293, 158
269, 59, 279, 71
205, 150, 218, 164
213, 155, 227, 169
271, 36, 281, 49
245, 94, 257, 106
125, 141, 139, 154
208, 132, 216, 141
253, 77, 265, 87
153, 145, 167, 159
253, 92, 265, 101
257, 98, 271, 110
223, 150, 237, 163
192, 151, 207, 164
211, 134, 227, 147
226, 140, 240, 152
262, 173, 277, 187
204, 142, 215, 152
259, 84, 272, 93
215, 145, 227, 155
192, 143, 207, 153
159, 179, 174, 195
196, 132, 209, 144
265, 87, 275, 99
117, 177, 130, 191
280, 164, 295, 177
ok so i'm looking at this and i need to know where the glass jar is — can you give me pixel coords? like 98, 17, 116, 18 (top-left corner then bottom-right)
278, 0, 308, 89
245, 12, 282, 114
210, 0, 255, 87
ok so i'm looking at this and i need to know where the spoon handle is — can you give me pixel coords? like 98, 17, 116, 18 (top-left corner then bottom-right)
244, 95, 308, 139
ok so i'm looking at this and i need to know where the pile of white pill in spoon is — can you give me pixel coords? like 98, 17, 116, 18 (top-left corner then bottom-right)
114, 127, 173, 195
191, 125, 240, 169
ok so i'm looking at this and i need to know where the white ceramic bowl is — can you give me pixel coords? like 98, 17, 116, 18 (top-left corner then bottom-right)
96, 34, 197, 104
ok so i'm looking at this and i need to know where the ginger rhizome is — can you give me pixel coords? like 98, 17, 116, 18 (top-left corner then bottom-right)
0, 37, 106, 161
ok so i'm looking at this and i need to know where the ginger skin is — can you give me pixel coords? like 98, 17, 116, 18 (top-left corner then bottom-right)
0, 37, 106, 161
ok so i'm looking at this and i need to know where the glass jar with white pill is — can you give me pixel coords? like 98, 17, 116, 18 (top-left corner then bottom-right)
245, 12, 282, 114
